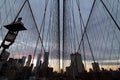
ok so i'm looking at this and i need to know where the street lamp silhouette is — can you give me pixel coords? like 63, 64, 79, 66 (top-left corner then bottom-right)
0, 17, 27, 61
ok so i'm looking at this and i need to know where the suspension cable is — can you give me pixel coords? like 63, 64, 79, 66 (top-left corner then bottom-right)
27, 0, 46, 53
39, 0, 49, 36
13, 0, 28, 23
76, 0, 96, 62
100, 0, 120, 31
41, 0, 49, 45
45, 0, 53, 51
77, 0, 96, 52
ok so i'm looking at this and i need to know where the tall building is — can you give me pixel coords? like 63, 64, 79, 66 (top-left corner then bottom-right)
42, 52, 49, 68
70, 52, 85, 73
40, 52, 49, 77
36, 53, 42, 67
0, 50, 10, 61
22, 56, 26, 66
26, 55, 32, 67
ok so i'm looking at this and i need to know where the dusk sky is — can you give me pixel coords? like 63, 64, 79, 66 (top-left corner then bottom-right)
0, 0, 120, 71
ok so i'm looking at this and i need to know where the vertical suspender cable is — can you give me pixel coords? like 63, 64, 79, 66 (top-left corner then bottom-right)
58, 0, 60, 72
72, 0, 79, 52
45, 0, 53, 51
63, 0, 66, 71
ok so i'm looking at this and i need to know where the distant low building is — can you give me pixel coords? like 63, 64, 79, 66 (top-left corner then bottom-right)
66, 66, 72, 76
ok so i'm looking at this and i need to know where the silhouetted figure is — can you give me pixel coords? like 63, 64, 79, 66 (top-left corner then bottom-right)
101, 67, 105, 72
26, 55, 32, 67
89, 68, 93, 72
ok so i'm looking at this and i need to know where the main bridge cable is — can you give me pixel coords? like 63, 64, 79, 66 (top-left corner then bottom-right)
76, 0, 96, 63
100, 0, 120, 31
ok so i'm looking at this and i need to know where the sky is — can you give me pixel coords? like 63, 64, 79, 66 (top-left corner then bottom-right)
29, 0, 120, 71
0, 0, 120, 71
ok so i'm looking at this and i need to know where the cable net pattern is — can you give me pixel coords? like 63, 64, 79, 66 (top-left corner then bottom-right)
0, 0, 60, 71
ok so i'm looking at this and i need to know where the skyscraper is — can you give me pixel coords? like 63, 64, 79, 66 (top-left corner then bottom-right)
70, 52, 85, 73
26, 55, 32, 67
36, 53, 42, 67
40, 52, 49, 77
42, 52, 49, 68
0, 50, 10, 61
22, 56, 26, 66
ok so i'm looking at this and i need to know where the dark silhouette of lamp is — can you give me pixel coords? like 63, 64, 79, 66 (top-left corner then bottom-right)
0, 17, 27, 61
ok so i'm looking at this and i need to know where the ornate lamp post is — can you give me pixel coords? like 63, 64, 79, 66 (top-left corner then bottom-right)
0, 17, 27, 61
